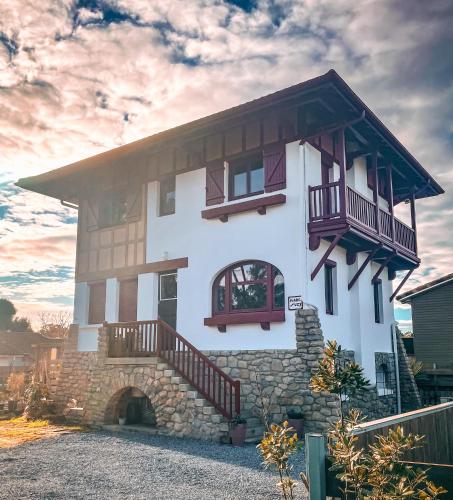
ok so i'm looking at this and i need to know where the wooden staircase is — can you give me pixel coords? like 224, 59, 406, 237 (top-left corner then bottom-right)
105, 320, 241, 421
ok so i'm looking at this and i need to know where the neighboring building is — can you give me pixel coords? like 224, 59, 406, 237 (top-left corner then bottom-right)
0, 331, 63, 386
398, 274, 453, 404
16, 70, 442, 439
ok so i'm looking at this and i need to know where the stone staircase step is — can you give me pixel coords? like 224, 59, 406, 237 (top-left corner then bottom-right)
171, 376, 182, 384
163, 369, 174, 377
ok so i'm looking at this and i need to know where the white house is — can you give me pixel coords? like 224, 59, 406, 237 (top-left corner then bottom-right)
17, 70, 442, 438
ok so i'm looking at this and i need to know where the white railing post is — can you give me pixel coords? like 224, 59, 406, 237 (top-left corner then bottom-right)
306, 433, 327, 500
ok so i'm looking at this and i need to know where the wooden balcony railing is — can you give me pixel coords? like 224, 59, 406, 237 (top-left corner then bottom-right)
308, 181, 341, 221
308, 183, 416, 255
106, 320, 241, 420
347, 186, 376, 230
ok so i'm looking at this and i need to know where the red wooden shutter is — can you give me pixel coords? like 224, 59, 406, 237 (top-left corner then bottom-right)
118, 277, 138, 322
88, 282, 106, 324
264, 144, 286, 192
205, 161, 225, 206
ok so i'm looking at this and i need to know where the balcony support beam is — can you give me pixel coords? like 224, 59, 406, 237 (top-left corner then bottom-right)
372, 252, 396, 284
372, 151, 381, 235
389, 268, 416, 302
410, 192, 418, 254
348, 244, 382, 290
386, 164, 395, 242
310, 231, 346, 281
337, 127, 347, 221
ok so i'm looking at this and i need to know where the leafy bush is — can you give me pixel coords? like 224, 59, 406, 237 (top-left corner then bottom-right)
329, 409, 447, 499
257, 421, 300, 499
310, 339, 369, 423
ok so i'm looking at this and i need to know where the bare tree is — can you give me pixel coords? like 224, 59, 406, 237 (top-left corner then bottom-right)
38, 311, 71, 338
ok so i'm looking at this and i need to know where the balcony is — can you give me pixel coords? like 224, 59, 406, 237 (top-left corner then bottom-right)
308, 181, 418, 269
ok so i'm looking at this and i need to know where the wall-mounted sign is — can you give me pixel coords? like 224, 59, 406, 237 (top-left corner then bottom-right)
288, 296, 303, 311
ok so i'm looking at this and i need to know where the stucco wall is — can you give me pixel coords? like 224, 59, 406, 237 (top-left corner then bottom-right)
73, 141, 395, 382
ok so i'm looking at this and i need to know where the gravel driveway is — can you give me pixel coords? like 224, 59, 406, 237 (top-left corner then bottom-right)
0, 430, 307, 499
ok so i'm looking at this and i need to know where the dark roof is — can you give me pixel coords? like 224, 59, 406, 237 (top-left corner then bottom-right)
16, 69, 444, 200
0, 331, 62, 356
398, 273, 453, 303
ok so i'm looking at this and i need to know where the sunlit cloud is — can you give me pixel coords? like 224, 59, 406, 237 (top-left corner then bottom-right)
0, 0, 452, 329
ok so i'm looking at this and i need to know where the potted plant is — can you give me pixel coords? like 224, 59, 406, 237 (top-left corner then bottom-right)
230, 415, 247, 446
286, 408, 304, 436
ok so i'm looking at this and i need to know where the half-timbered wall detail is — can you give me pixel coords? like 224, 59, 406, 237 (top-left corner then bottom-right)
76, 185, 146, 281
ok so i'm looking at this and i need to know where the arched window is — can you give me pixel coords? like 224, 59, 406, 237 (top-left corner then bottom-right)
205, 260, 285, 331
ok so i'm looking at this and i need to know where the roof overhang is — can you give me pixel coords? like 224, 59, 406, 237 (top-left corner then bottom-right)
16, 69, 444, 203
398, 273, 453, 303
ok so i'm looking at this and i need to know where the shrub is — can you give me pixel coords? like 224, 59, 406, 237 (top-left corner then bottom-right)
6, 372, 27, 401
24, 380, 50, 420
257, 421, 300, 499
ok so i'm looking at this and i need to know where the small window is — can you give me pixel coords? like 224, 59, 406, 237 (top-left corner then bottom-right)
373, 280, 383, 323
159, 273, 177, 301
229, 155, 264, 200
98, 190, 127, 228
376, 363, 392, 396
159, 176, 176, 216
118, 277, 138, 323
88, 281, 106, 324
324, 262, 336, 315
50, 348, 58, 361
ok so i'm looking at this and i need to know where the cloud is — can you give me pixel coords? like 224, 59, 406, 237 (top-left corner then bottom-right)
0, 0, 452, 328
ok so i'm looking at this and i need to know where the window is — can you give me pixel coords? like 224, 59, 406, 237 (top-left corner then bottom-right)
324, 261, 336, 315
159, 176, 176, 216
88, 281, 106, 324
98, 190, 128, 228
118, 277, 138, 323
212, 261, 284, 315
373, 279, 383, 323
159, 273, 177, 300
376, 363, 392, 396
228, 155, 264, 200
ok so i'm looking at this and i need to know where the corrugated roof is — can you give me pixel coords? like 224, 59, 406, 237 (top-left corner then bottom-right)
397, 273, 453, 303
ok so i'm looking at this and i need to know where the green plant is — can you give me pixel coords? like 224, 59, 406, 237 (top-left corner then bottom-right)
230, 414, 247, 426
328, 409, 447, 499
257, 421, 300, 500
310, 340, 369, 423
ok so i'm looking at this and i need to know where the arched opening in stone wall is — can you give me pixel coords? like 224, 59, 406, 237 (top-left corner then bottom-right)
104, 387, 156, 426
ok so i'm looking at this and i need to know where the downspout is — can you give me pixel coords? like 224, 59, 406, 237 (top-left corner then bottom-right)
391, 322, 402, 414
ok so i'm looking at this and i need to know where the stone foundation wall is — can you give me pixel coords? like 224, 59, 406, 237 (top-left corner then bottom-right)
54, 325, 228, 441
54, 308, 400, 441
343, 351, 398, 420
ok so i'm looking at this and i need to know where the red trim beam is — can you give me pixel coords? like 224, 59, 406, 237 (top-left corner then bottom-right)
201, 194, 286, 222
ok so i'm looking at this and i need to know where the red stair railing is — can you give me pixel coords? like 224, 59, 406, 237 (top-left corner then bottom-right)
105, 319, 241, 420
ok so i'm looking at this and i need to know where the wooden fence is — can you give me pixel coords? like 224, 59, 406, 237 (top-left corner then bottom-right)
306, 401, 453, 499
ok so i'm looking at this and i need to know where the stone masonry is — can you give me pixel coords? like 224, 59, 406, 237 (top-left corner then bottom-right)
54, 325, 229, 441
54, 307, 401, 442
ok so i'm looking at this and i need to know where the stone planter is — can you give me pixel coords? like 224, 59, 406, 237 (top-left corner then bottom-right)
230, 423, 247, 446
287, 418, 303, 436
118, 417, 126, 425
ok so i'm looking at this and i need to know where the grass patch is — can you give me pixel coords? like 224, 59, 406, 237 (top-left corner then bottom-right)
0, 417, 86, 449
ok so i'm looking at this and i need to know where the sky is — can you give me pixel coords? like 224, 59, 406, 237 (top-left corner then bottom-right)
0, 0, 452, 330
